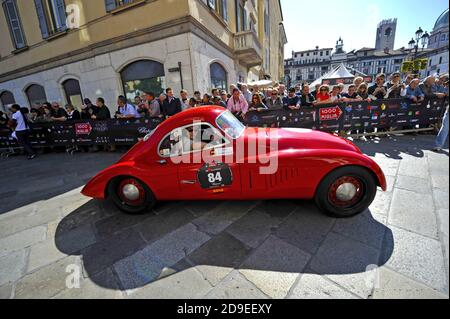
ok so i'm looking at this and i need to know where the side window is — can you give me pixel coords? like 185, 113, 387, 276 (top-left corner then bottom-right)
158, 124, 229, 158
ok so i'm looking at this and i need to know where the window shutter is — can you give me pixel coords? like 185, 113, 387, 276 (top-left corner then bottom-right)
34, 0, 49, 39
222, 0, 228, 22
3, 0, 26, 49
54, 0, 67, 30
105, 0, 117, 12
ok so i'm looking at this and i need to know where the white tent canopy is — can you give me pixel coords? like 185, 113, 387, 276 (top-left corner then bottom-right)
239, 80, 276, 88
309, 63, 359, 88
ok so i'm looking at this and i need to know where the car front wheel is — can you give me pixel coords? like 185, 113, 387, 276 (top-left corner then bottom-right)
108, 176, 155, 214
315, 166, 378, 218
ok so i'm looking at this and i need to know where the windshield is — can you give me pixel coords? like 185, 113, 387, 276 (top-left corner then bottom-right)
216, 111, 245, 139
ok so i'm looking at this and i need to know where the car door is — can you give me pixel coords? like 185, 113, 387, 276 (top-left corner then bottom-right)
158, 122, 241, 200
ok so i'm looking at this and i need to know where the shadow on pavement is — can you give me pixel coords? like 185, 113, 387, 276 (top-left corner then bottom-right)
0, 152, 123, 215
55, 198, 394, 291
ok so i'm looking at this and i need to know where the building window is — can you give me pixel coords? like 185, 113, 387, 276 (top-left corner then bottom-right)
120, 60, 166, 101
208, 0, 228, 22
105, 0, 141, 12
62, 79, 83, 107
34, 0, 67, 39
2, 0, 26, 50
264, 0, 269, 36
210, 62, 228, 90
235, 0, 247, 32
25, 84, 47, 107
439, 57, 443, 64
0, 90, 16, 111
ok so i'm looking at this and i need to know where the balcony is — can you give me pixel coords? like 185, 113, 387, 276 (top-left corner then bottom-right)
234, 31, 263, 68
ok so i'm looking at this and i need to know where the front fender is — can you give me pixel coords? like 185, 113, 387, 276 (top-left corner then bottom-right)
308, 150, 387, 192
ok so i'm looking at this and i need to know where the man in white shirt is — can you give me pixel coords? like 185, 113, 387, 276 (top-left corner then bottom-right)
116, 96, 140, 119
10, 104, 37, 160
180, 89, 190, 111
241, 84, 253, 104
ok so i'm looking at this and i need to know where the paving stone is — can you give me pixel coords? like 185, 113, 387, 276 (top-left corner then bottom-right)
27, 239, 69, 273
189, 233, 251, 269
381, 225, 447, 293
437, 209, 449, 237
395, 175, 432, 194
14, 256, 81, 299
289, 274, 358, 299
53, 268, 122, 299
128, 267, 213, 299
239, 236, 311, 299
142, 223, 211, 266
433, 188, 449, 210
308, 232, 381, 298
113, 249, 167, 290
372, 158, 400, 177
58, 200, 112, 231
275, 205, 335, 254
80, 228, 147, 278
0, 250, 26, 286
0, 207, 60, 239
369, 191, 393, 217
193, 201, 257, 235
0, 283, 13, 299
385, 175, 395, 192
193, 265, 234, 287
398, 156, 429, 178
431, 175, 449, 192
373, 267, 448, 299
205, 271, 268, 299
388, 189, 438, 239
333, 210, 387, 249
0, 226, 47, 257
225, 206, 286, 249
54, 224, 97, 255
114, 224, 210, 290
134, 207, 196, 243
184, 201, 222, 217
256, 200, 299, 219
95, 212, 153, 240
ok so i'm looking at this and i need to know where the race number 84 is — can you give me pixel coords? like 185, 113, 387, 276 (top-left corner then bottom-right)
198, 163, 233, 189
208, 172, 223, 183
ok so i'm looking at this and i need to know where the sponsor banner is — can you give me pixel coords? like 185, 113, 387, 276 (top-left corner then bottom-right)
0, 118, 164, 149
0, 98, 447, 150
245, 98, 447, 132
322, 76, 374, 86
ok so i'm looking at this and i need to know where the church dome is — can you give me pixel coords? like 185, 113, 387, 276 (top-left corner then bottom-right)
434, 9, 449, 31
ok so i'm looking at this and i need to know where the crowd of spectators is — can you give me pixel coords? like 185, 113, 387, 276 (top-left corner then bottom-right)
0, 73, 447, 130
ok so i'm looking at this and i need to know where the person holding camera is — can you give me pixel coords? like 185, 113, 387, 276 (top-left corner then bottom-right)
385, 72, 406, 99
116, 96, 140, 119
368, 73, 387, 100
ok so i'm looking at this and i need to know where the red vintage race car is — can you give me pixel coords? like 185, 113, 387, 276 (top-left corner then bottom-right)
82, 106, 386, 218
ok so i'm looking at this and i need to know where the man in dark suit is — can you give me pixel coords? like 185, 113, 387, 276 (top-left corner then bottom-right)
162, 88, 182, 117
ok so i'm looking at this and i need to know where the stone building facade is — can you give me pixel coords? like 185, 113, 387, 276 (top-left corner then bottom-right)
0, 0, 287, 112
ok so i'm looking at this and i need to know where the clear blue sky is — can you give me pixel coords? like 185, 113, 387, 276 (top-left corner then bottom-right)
281, 0, 448, 58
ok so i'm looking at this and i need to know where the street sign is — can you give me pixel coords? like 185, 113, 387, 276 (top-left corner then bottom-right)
75, 123, 92, 135
320, 106, 343, 121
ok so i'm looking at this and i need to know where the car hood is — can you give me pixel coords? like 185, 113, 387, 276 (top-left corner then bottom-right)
242, 127, 362, 154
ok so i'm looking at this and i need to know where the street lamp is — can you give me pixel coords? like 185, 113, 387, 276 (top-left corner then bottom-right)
408, 27, 430, 76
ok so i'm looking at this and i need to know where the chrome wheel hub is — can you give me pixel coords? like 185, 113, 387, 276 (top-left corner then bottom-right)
122, 184, 140, 201
335, 183, 358, 202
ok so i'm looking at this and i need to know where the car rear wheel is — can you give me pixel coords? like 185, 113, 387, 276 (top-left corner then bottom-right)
108, 176, 155, 214
315, 166, 377, 218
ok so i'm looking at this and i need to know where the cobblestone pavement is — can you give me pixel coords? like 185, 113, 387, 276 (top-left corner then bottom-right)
0, 135, 448, 299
